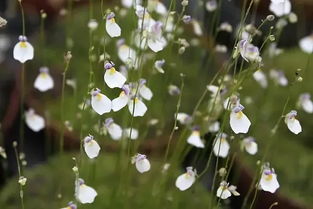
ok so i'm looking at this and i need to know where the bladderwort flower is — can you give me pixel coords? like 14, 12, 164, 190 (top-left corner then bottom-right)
175, 167, 196, 191
253, 70, 268, 88
213, 133, 230, 158
176, 112, 192, 125
25, 108, 45, 132
187, 126, 205, 148
104, 118, 123, 140
219, 22, 233, 33
0, 146, 6, 159
215, 44, 228, 53
241, 136, 258, 155
112, 84, 130, 112
208, 121, 220, 133
269, 69, 288, 86
229, 99, 251, 134
105, 12, 121, 37
34, 67, 54, 92
298, 93, 313, 113
18, 176, 27, 186
83, 135, 101, 159
61, 202, 77, 209
284, 110, 302, 134
131, 153, 151, 173
124, 128, 139, 140
238, 39, 262, 63
13, 35, 34, 63
148, 0, 167, 15
128, 96, 148, 117
182, 15, 191, 24
216, 181, 240, 199
269, 0, 291, 17
147, 21, 167, 52
259, 164, 280, 193
299, 34, 313, 54
154, 59, 165, 73
168, 84, 181, 96
90, 88, 112, 115
117, 39, 137, 68
206, 0, 217, 12
75, 178, 98, 204
88, 19, 98, 31
104, 61, 127, 88
191, 20, 203, 36
138, 79, 153, 100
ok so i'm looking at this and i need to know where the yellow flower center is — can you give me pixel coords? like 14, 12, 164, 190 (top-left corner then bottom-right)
40, 72, 48, 78
265, 174, 273, 181
236, 111, 243, 119
19, 41, 27, 48
109, 67, 116, 75
96, 94, 102, 101
110, 18, 116, 23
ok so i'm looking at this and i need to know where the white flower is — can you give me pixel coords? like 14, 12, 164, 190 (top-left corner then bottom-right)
208, 121, 220, 133
91, 88, 112, 115
191, 20, 203, 36
241, 137, 258, 155
298, 93, 313, 113
187, 128, 205, 148
88, 19, 98, 31
105, 12, 121, 37
176, 112, 192, 125
269, 69, 288, 86
124, 128, 139, 140
299, 35, 313, 54
83, 135, 100, 159
139, 79, 153, 100
34, 67, 54, 92
215, 44, 228, 53
60, 202, 77, 209
168, 84, 181, 96
147, 21, 167, 52
175, 167, 196, 191
0, 146, 6, 159
25, 109, 45, 132
269, 0, 291, 17
213, 133, 230, 158
253, 70, 268, 88
216, 181, 240, 199
206, 0, 217, 12
128, 97, 147, 117
117, 39, 137, 67
104, 61, 127, 88
154, 59, 165, 73
75, 178, 97, 204
219, 22, 232, 33
104, 118, 123, 140
131, 153, 151, 173
230, 103, 251, 134
238, 40, 261, 63
259, 165, 280, 193
284, 110, 302, 134
112, 85, 130, 112
13, 35, 34, 63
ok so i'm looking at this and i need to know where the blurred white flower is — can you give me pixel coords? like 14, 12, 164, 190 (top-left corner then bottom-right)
206, 0, 217, 12
25, 109, 45, 132
284, 110, 302, 134
128, 97, 147, 117
299, 35, 313, 54
191, 20, 203, 36
117, 39, 137, 67
60, 202, 77, 209
238, 40, 261, 63
175, 167, 196, 191
208, 121, 220, 133
253, 70, 268, 88
219, 22, 233, 33
269, 69, 288, 86
124, 128, 139, 140
139, 79, 153, 100
154, 59, 165, 73
216, 181, 240, 199
88, 19, 98, 31
298, 93, 313, 113
176, 112, 192, 125
187, 127, 205, 148
213, 133, 230, 158
241, 137, 258, 155
269, 0, 291, 17
13, 35, 34, 63
34, 67, 54, 92
104, 118, 123, 140
131, 153, 151, 173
